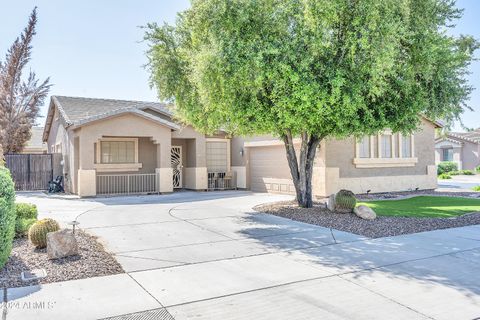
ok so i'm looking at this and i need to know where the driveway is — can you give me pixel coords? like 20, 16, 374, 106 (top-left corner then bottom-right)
6, 191, 480, 320
438, 173, 480, 191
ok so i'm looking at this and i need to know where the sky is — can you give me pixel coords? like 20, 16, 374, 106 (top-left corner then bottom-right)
0, 0, 479, 131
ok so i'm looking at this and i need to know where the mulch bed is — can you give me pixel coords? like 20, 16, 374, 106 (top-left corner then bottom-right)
254, 199, 480, 238
0, 230, 124, 288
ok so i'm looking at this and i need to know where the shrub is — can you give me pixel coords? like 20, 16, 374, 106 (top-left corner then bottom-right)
15, 203, 38, 220
335, 189, 357, 213
461, 170, 475, 175
476, 166, 480, 173
449, 170, 461, 175
0, 168, 16, 268
437, 161, 458, 175
438, 173, 452, 179
15, 218, 37, 237
472, 186, 480, 192
28, 218, 60, 248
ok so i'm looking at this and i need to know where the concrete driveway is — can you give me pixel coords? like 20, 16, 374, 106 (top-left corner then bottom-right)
438, 173, 480, 191
6, 191, 480, 320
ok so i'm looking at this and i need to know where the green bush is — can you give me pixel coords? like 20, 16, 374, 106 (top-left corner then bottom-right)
437, 161, 458, 175
472, 186, 480, 191
438, 173, 452, 179
476, 166, 480, 173
15, 203, 38, 220
461, 170, 475, 175
15, 218, 37, 237
449, 170, 461, 175
0, 168, 16, 268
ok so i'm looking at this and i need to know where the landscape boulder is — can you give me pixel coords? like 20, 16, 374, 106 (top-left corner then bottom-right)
354, 205, 377, 220
47, 229, 79, 259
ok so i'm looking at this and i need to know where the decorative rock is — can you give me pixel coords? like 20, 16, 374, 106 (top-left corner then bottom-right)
47, 229, 79, 259
327, 194, 336, 211
354, 205, 377, 220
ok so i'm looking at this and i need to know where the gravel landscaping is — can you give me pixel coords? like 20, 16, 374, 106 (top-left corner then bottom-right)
0, 230, 124, 288
254, 200, 480, 238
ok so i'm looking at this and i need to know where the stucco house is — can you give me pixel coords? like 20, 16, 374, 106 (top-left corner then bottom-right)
435, 130, 480, 170
43, 96, 440, 197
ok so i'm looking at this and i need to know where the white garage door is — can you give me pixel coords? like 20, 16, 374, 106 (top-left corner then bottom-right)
249, 145, 295, 194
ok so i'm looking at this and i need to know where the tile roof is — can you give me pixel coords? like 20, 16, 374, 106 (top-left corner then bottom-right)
52, 96, 173, 124
448, 129, 480, 143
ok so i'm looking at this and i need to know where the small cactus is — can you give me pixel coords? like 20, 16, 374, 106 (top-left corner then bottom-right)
335, 189, 357, 213
28, 218, 60, 248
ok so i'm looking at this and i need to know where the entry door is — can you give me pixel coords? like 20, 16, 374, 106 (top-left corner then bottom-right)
171, 146, 183, 188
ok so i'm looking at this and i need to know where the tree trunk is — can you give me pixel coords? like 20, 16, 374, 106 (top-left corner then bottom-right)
282, 131, 322, 208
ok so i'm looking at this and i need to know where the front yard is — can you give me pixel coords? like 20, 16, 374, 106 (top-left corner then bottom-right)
255, 191, 480, 238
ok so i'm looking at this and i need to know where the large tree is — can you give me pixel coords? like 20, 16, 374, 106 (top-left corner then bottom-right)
0, 8, 50, 154
145, 0, 478, 207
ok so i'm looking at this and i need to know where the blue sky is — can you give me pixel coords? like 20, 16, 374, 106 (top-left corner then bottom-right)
0, 0, 478, 131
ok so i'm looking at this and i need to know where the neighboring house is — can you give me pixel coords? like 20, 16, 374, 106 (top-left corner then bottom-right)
43, 96, 440, 197
435, 130, 480, 170
22, 126, 47, 154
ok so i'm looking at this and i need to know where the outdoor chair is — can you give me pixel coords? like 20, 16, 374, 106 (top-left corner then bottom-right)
48, 175, 64, 193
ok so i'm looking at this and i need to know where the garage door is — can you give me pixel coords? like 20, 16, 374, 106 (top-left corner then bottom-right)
249, 145, 295, 194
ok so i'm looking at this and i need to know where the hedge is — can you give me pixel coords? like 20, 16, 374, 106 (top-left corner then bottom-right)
0, 168, 15, 268
437, 161, 458, 175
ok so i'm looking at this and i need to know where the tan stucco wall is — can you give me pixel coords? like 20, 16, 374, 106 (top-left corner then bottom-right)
172, 126, 207, 167
461, 142, 480, 170
77, 114, 172, 170
325, 119, 435, 178
46, 107, 76, 192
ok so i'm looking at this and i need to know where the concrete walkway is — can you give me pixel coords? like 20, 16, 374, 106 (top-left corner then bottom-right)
5, 191, 480, 320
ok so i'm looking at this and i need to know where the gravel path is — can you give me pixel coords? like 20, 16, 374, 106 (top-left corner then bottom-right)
0, 230, 124, 288
254, 200, 480, 238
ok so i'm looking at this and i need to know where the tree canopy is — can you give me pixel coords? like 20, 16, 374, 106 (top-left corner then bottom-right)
145, 0, 478, 207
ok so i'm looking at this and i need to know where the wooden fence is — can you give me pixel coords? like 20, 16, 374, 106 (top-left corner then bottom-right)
4, 154, 59, 191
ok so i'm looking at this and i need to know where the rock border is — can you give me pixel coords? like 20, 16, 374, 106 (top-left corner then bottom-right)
0, 230, 123, 288
254, 199, 480, 238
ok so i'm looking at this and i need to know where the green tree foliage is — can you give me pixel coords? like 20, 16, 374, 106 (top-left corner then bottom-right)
145, 0, 478, 207
0, 167, 16, 268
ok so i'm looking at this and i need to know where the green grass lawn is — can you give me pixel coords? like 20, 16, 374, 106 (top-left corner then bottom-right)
357, 196, 480, 218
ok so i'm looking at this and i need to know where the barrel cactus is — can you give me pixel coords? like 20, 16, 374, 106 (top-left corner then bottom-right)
335, 189, 357, 213
28, 218, 60, 248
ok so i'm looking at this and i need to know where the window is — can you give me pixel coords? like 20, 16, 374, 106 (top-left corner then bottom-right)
442, 148, 453, 161
402, 135, 412, 158
358, 136, 370, 158
100, 140, 135, 164
206, 141, 228, 172
381, 135, 391, 158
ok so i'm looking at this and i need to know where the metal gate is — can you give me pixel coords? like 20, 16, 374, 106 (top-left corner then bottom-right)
4, 154, 53, 191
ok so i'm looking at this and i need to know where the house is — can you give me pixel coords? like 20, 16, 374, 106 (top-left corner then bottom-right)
435, 130, 480, 170
42, 96, 440, 197
22, 127, 47, 154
